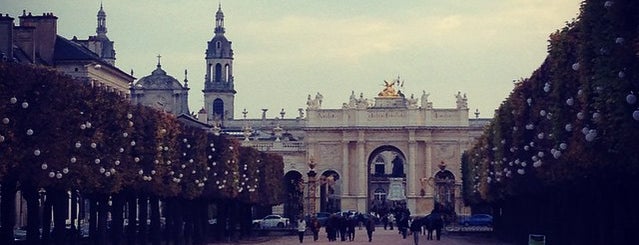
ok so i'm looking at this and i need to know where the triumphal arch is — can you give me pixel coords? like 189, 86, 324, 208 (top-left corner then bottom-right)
301, 78, 486, 215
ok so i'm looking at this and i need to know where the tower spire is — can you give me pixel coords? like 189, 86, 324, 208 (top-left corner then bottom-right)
156, 54, 162, 68
215, 2, 225, 35
96, 1, 107, 36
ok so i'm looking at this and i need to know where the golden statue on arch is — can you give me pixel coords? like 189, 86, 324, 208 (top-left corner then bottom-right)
378, 76, 403, 97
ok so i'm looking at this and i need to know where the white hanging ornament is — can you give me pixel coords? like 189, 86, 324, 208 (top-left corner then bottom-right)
0, 135, 4, 143
560, 143, 567, 150
565, 123, 573, 132
49, 172, 55, 178
10, 97, 17, 104
618, 71, 625, 78
122, 132, 128, 138
80, 124, 86, 130
70, 157, 77, 163
56, 172, 62, 179
127, 113, 133, 119
41, 163, 48, 170
26, 129, 34, 135
134, 157, 140, 163
34, 149, 41, 156
91, 143, 97, 148
572, 63, 580, 71
2, 118, 8, 124
21, 102, 29, 109
517, 169, 525, 175
94, 158, 101, 164
540, 110, 547, 117
615, 37, 624, 44
633, 110, 639, 121
626, 93, 637, 105
604, 1, 614, 8
566, 98, 574, 106
577, 112, 585, 120
63, 168, 69, 174
75, 142, 82, 148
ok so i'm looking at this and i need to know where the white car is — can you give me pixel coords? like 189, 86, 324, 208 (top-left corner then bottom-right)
252, 215, 290, 229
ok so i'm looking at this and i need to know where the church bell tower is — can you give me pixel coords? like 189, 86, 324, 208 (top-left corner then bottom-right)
203, 3, 236, 122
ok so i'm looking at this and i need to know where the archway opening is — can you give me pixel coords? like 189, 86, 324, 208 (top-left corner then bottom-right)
283, 171, 303, 222
319, 170, 340, 213
368, 145, 406, 216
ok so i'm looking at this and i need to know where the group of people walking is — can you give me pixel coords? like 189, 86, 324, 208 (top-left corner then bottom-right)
296, 212, 377, 243
295, 205, 444, 244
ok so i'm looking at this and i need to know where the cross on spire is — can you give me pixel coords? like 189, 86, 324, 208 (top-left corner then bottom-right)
156, 54, 162, 67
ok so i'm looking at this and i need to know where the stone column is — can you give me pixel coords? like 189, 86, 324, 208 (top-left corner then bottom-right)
408, 140, 417, 196
425, 144, 433, 195
341, 140, 349, 196
357, 131, 367, 210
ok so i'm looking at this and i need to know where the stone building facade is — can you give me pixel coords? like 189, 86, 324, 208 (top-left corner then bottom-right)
193, 5, 491, 216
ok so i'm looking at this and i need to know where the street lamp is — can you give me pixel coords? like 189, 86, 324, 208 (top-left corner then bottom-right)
307, 157, 317, 216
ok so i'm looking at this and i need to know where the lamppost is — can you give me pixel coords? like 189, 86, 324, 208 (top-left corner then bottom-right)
307, 158, 317, 216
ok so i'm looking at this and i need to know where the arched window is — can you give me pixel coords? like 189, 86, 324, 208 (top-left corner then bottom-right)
224, 64, 230, 82
213, 99, 224, 119
374, 156, 385, 176
373, 188, 386, 201
215, 63, 222, 83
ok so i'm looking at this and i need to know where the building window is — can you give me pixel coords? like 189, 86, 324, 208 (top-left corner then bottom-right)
373, 188, 386, 201
215, 64, 222, 83
213, 99, 224, 119
374, 156, 385, 176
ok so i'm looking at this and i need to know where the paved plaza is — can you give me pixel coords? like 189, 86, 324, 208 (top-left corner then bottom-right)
212, 227, 512, 245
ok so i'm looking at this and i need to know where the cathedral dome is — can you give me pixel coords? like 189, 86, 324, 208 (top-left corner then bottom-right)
135, 63, 185, 90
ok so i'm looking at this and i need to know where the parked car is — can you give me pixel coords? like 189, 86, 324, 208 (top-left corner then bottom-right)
459, 214, 493, 226
252, 215, 290, 229
316, 212, 331, 226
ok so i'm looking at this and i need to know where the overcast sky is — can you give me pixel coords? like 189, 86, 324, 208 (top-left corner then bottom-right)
4, 0, 581, 119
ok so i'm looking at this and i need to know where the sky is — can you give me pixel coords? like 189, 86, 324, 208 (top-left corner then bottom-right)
3, 0, 582, 119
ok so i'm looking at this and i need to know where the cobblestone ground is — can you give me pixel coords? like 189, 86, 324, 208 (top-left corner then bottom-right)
210, 227, 513, 245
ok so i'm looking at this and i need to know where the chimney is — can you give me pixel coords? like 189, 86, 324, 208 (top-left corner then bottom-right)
0, 14, 14, 61
13, 26, 35, 62
19, 12, 57, 65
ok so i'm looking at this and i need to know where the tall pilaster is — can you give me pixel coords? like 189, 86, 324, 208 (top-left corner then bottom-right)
357, 131, 367, 210
425, 143, 433, 195
341, 140, 350, 196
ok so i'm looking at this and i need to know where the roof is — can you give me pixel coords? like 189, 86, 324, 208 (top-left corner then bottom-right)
134, 64, 186, 90
52, 35, 134, 80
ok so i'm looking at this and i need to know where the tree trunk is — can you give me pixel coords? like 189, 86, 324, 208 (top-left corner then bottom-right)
52, 189, 68, 245
23, 183, 42, 244
97, 195, 109, 245
68, 190, 79, 245
88, 196, 98, 245
41, 190, 53, 244
111, 193, 125, 245
183, 199, 194, 245
173, 199, 185, 245
138, 194, 148, 245
125, 195, 137, 245
149, 195, 161, 245
0, 181, 17, 244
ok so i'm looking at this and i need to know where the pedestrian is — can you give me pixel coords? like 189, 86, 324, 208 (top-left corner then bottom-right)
347, 215, 356, 241
382, 214, 389, 230
297, 216, 307, 243
365, 217, 375, 242
409, 218, 422, 245
310, 216, 321, 241
339, 215, 348, 241
388, 213, 395, 230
